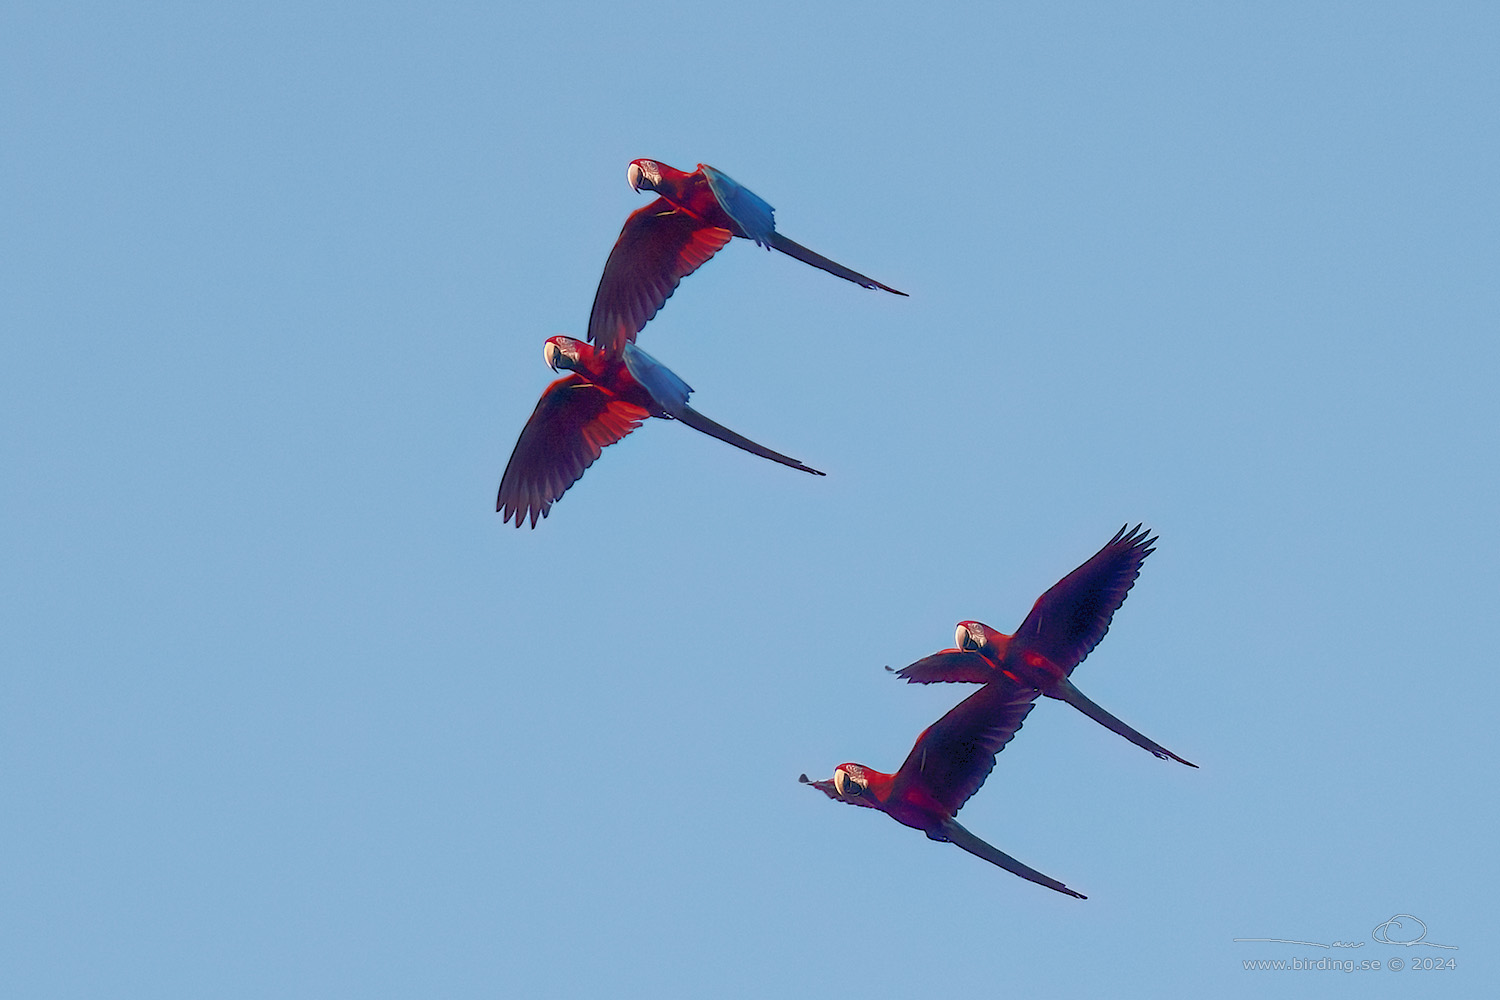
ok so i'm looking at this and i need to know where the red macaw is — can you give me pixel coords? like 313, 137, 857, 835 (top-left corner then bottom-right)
801, 679, 1085, 898
892, 525, 1197, 766
588, 159, 907, 357
496, 336, 823, 527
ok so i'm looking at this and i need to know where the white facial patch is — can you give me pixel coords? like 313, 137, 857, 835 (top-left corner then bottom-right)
834, 765, 868, 798
957, 623, 986, 651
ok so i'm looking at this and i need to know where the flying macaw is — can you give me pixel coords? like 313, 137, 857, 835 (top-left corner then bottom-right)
891, 525, 1197, 767
588, 159, 907, 357
496, 336, 823, 528
800, 679, 1085, 898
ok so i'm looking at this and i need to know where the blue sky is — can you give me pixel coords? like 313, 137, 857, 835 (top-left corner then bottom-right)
4, 3, 1496, 996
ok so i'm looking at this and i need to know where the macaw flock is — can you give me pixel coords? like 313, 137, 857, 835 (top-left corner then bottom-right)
497, 159, 1194, 898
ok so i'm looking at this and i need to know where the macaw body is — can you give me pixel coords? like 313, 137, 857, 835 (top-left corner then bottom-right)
588, 159, 906, 357
496, 336, 822, 527
801, 680, 1085, 898
893, 525, 1196, 767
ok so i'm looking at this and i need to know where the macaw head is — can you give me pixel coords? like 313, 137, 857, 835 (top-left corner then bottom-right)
799, 764, 885, 810
627, 158, 663, 193
543, 335, 588, 373
833, 764, 870, 799
956, 620, 1010, 662
626, 159, 662, 193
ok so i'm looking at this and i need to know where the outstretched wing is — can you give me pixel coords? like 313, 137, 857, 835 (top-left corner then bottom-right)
894, 680, 1038, 816
892, 648, 996, 685
1011, 524, 1156, 675
495, 375, 650, 527
701, 164, 776, 245
798, 774, 881, 811
587, 200, 733, 358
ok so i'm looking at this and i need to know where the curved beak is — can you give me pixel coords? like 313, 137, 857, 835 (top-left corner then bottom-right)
543, 340, 562, 372
627, 162, 646, 193
957, 623, 981, 652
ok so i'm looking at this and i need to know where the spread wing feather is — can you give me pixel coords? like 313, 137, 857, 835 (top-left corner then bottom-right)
894, 681, 1039, 815
892, 648, 996, 685
1012, 524, 1156, 675
587, 201, 732, 357
495, 375, 650, 527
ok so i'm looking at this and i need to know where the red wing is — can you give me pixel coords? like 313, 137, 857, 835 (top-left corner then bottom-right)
892, 648, 996, 685
587, 199, 734, 358
495, 374, 650, 527
1011, 525, 1156, 675
893, 681, 1038, 816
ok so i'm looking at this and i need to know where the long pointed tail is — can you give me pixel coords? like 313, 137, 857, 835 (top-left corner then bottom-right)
674, 404, 825, 476
938, 818, 1086, 899
1053, 678, 1197, 767
768, 232, 907, 296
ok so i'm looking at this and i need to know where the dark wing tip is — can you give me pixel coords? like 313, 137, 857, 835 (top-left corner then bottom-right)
495, 496, 547, 528
1117, 521, 1158, 555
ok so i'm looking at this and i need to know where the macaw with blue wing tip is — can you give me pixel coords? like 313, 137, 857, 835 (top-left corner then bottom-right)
892, 525, 1197, 767
801, 679, 1086, 898
588, 159, 907, 357
496, 336, 823, 528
